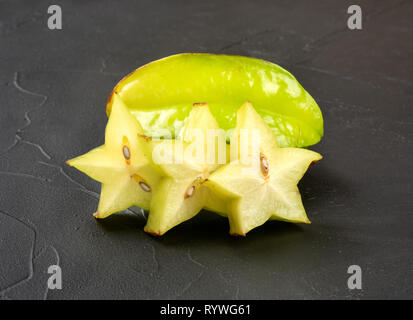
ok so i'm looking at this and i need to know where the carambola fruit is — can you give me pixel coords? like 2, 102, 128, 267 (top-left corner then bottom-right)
144, 103, 227, 235
67, 54, 324, 236
106, 53, 323, 148
206, 102, 322, 236
67, 98, 322, 235
66, 93, 160, 218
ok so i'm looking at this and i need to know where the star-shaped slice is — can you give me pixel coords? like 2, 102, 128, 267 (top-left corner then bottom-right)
144, 103, 228, 235
66, 93, 160, 218
206, 102, 322, 236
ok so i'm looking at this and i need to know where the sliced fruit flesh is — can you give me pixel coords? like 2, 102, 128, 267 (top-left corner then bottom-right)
207, 102, 322, 235
66, 93, 160, 218
144, 104, 227, 235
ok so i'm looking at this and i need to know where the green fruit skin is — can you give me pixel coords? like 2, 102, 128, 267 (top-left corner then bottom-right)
107, 53, 323, 148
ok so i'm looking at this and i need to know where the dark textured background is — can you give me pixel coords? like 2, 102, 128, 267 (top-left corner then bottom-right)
0, 0, 412, 299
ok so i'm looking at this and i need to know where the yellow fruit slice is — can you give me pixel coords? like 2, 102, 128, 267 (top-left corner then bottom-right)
66, 93, 160, 218
207, 102, 322, 235
144, 103, 227, 235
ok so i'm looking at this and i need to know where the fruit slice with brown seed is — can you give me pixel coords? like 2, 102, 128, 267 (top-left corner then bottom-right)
66, 93, 160, 218
144, 103, 227, 235
206, 102, 322, 236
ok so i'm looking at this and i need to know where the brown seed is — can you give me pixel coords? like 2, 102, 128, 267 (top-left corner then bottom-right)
131, 174, 151, 192
260, 153, 269, 176
185, 185, 196, 199
123, 145, 131, 160
193, 102, 207, 107
138, 133, 151, 142
139, 181, 151, 192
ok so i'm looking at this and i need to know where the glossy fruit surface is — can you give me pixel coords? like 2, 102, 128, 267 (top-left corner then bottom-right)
207, 102, 322, 235
107, 53, 323, 147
